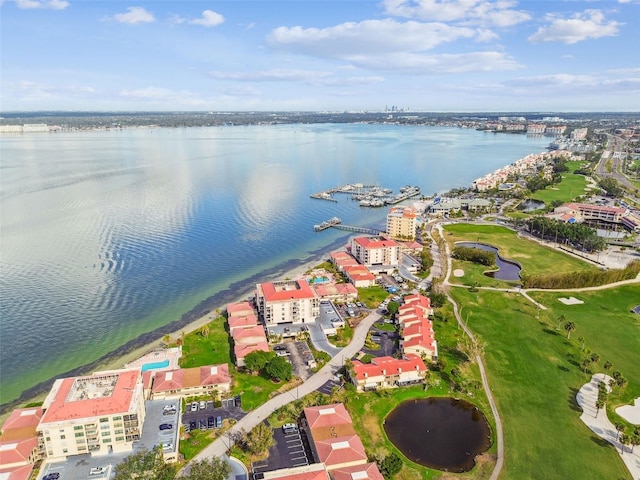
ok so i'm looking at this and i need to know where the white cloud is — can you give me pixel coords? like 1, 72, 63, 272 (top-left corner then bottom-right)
268, 19, 477, 57
503, 73, 640, 94
528, 9, 620, 44
190, 10, 224, 28
382, 0, 530, 27
267, 19, 520, 74
351, 51, 521, 74
112, 7, 155, 25
15, 0, 68, 9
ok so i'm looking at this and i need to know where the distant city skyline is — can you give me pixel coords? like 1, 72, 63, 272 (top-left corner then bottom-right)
1, 0, 639, 112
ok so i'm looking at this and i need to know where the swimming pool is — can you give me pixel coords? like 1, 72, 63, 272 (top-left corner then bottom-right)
141, 359, 170, 372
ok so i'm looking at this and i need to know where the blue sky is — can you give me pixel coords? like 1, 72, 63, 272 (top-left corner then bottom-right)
1, 0, 639, 112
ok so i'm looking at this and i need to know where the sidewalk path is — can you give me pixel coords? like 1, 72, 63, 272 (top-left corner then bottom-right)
576, 374, 640, 480
185, 311, 381, 468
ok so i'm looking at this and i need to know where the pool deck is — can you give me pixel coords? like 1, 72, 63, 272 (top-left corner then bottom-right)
124, 347, 182, 371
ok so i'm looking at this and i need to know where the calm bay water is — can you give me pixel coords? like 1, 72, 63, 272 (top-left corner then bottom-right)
0, 124, 550, 404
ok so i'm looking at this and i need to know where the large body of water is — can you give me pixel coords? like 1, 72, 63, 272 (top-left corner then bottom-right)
0, 124, 550, 405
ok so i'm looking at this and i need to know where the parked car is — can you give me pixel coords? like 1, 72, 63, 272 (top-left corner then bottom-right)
215, 416, 222, 428
282, 423, 298, 434
89, 467, 107, 476
199, 401, 207, 410
199, 419, 207, 431
191, 402, 198, 412
159, 423, 173, 431
43, 474, 60, 480
207, 416, 215, 429
189, 420, 197, 430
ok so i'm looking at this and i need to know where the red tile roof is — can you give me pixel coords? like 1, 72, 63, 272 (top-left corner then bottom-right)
234, 342, 270, 360
352, 237, 399, 249
259, 279, 317, 302
351, 355, 427, 381
152, 364, 231, 393
263, 464, 330, 480
232, 325, 267, 341
0, 408, 43, 440
0, 437, 37, 466
227, 301, 255, 315
228, 313, 259, 331
331, 463, 384, 480
304, 404, 353, 430
314, 434, 367, 468
40, 370, 141, 423
0, 464, 34, 480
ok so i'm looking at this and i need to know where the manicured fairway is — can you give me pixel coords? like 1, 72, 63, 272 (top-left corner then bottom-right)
444, 224, 599, 278
450, 286, 635, 479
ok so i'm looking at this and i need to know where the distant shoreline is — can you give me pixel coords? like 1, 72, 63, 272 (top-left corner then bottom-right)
0, 233, 352, 414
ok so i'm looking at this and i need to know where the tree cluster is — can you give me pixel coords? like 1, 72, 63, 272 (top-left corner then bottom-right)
377, 452, 403, 479
419, 246, 434, 272
598, 177, 624, 197
526, 216, 606, 252
239, 422, 275, 455
244, 350, 293, 382
451, 246, 496, 266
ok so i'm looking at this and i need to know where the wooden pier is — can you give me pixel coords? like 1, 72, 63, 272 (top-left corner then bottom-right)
313, 218, 382, 235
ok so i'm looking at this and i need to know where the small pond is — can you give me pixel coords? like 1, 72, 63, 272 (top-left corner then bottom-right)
457, 242, 521, 281
383, 397, 491, 472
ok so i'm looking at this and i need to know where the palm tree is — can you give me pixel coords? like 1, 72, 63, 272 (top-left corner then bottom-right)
556, 314, 566, 330
617, 376, 628, 390
200, 323, 210, 337
619, 433, 630, 454
595, 399, 604, 417
581, 358, 592, 375
615, 422, 626, 441
577, 336, 587, 351
162, 334, 171, 346
564, 321, 576, 339
603, 360, 612, 380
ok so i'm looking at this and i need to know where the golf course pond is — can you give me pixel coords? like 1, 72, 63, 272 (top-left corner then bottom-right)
457, 241, 522, 281
383, 397, 491, 472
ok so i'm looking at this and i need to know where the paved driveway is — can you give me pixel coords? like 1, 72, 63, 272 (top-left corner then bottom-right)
307, 323, 341, 357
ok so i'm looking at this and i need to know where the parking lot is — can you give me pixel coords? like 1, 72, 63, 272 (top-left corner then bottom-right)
317, 376, 342, 395
363, 325, 399, 358
39, 453, 120, 480
181, 398, 245, 433
135, 399, 181, 461
251, 425, 311, 475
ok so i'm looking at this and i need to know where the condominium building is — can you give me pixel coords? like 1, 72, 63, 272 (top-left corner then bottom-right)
350, 236, 400, 269
349, 355, 427, 391
37, 370, 145, 459
303, 404, 367, 470
255, 279, 320, 326
151, 364, 231, 399
386, 206, 417, 240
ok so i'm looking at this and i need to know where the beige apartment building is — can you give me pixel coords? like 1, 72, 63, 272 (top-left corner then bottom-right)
37, 369, 145, 459
255, 279, 320, 326
386, 206, 417, 240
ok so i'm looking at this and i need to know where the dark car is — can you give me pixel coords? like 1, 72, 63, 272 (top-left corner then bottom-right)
234, 395, 242, 407
207, 416, 215, 428
199, 419, 207, 431
43, 474, 60, 480
159, 423, 173, 431
189, 420, 196, 430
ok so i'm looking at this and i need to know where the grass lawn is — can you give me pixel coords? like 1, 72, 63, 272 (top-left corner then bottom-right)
179, 316, 231, 368
179, 428, 217, 460
330, 322, 354, 347
529, 285, 640, 424
530, 170, 589, 204
444, 224, 599, 279
449, 286, 634, 479
359, 286, 390, 308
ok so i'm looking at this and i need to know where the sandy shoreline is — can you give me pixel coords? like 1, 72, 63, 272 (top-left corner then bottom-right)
0, 235, 351, 415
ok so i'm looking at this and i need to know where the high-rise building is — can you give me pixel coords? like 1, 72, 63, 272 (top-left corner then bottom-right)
386, 206, 417, 240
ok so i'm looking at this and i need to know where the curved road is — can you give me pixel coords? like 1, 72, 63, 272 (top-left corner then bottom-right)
436, 224, 504, 480
186, 311, 380, 467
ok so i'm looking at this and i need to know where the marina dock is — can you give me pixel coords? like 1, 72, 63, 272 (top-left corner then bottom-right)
313, 217, 382, 235
310, 182, 420, 207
